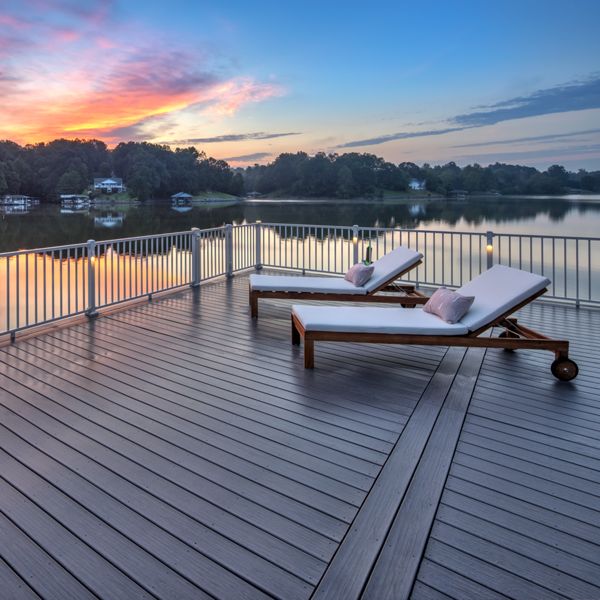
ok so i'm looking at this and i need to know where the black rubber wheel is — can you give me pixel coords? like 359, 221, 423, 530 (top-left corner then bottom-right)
551, 358, 579, 381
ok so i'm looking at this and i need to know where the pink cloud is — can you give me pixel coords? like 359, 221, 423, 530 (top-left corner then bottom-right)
0, 1, 285, 145
204, 78, 285, 116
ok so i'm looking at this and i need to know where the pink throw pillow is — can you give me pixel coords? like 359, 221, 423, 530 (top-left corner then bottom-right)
344, 263, 375, 287
423, 287, 474, 323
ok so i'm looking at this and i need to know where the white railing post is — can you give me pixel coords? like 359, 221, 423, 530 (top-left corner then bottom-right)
225, 223, 234, 277
255, 221, 262, 270
190, 228, 201, 286
486, 230, 494, 269
86, 239, 98, 318
352, 224, 359, 265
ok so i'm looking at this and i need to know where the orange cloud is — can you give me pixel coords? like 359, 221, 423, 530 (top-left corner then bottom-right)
1, 47, 282, 144
0, 2, 284, 145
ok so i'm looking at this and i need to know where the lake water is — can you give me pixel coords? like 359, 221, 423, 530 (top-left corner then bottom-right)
2, 195, 600, 253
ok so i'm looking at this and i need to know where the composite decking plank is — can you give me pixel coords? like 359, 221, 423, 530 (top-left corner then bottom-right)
6, 344, 374, 500
0, 513, 86, 600
430, 520, 599, 599
0, 370, 345, 554
456, 440, 600, 496
0, 346, 363, 521
0, 433, 277, 600
139, 290, 447, 367
132, 296, 442, 386
8, 344, 379, 487
464, 414, 600, 465
146, 291, 446, 370
471, 388, 600, 431
422, 538, 566, 600
110, 303, 432, 415
30, 332, 392, 463
0, 475, 157, 600
362, 348, 485, 600
413, 294, 600, 600
469, 399, 600, 441
452, 452, 600, 513
468, 383, 600, 426
55, 324, 401, 444
466, 406, 600, 452
311, 348, 464, 600
414, 559, 508, 600
458, 428, 600, 483
14, 337, 382, 477
435, 503, 600, 587
410, 581, 454, 600
101, 311, 413, 430
448, 462, 600, 527
441, 488, 600, 565
0, 409, 314, 598
444, 475, 600, 547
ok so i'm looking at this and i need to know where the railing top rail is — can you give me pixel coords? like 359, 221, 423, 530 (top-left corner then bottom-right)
0, 241, 88, 258
95, 229, 196, 245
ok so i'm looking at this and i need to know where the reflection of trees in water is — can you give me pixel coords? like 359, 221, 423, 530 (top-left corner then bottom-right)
2, 197, 600, 252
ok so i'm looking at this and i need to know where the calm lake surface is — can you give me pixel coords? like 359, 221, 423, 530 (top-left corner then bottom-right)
2, 195, 600, 253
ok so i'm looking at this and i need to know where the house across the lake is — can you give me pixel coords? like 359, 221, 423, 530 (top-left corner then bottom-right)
409, 178, 426, 191
93, 177, 125, 194
60, 194, 90, 205
1, 194, 35, 205
171, 192, 193, 203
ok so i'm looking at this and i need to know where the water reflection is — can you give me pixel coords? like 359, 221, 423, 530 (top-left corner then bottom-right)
2, 195, 600, 253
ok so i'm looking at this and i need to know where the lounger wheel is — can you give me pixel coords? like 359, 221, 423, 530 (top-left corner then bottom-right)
550, 358, 579, 381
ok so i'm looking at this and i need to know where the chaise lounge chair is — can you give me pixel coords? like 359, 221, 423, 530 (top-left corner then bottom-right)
249, 245, 424, 317
291, 264, 579, 381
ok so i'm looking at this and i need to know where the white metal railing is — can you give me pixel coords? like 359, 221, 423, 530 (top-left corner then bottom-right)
1, 222, 598, 338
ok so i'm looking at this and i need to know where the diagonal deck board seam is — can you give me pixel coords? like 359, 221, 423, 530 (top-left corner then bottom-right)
362, 347, 487, 600
310, 347, 465, 600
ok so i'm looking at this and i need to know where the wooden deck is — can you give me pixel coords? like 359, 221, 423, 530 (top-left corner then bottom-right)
0, 272, 598, 600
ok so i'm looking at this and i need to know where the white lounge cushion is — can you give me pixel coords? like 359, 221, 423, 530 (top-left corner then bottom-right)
250, 274, 368, 294
364, 246, 423, 292
456, 264, 550, 332
250, 245, 422, 295
292, 305, 469, 336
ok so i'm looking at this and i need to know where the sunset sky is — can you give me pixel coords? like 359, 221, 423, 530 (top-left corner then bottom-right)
2, 0, 600, 169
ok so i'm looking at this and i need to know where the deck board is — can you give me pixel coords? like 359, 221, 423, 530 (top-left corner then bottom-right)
0, 271, 598, 599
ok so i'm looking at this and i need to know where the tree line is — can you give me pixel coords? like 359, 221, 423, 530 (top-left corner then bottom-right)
1, 139, 599, 201
243, 152, 600, 197
0, 139, 243, 201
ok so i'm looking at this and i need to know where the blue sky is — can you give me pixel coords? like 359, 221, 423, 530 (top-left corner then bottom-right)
2, 0, 600, 169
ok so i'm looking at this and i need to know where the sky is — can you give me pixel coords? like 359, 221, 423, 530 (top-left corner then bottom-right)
1, 0, 600, 170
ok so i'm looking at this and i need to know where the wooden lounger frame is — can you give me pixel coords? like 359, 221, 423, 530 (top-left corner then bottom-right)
249, 260, 425, 318
291, 287, 579, 381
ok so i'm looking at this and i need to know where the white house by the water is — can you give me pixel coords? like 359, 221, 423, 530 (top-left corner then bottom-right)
409, 178, 426, 191
93, 177, 125, 193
